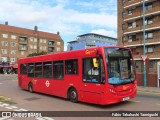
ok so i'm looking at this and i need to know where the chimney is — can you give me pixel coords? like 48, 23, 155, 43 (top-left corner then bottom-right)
57, 31, 60, 35
34, 26, 38, 31
5, 21, 8, 25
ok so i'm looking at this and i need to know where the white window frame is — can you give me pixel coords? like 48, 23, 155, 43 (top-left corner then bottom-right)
11, 50, 16, 54
1, 57, 7, 62
11, 42, 16, 47
2, 49, 7, 54
2, 34, 8, 38
2, 41, 8, 46
11, 35, 16, 39
57, 42, 61, 45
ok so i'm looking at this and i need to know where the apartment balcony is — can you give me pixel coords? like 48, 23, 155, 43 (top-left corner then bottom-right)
123, 34, 160, 47
124, 11, 141, 21
48, 41, 55, 47
145, 6, 160, 16
124, 5, 160, 21
123, 0, 141, 9
19, 46, 27, 51
123, 0, 157, 9
133, 52, 160, 60
145, 21, 160, 30
48, 48, 54, 53
19, 40, 27, 44
124, 25, 141, 33
124, 21, 160, 35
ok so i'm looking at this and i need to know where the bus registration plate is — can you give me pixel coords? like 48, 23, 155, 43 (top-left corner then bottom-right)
123, 97, 130, 101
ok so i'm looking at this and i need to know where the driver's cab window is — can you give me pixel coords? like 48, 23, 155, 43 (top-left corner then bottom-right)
83, 57, 105, 83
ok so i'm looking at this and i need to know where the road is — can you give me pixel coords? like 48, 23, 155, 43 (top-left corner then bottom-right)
0, 75, 160, 120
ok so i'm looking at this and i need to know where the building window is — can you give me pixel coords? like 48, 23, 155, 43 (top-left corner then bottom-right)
145, 18, 153, 25
128, 9, 132, 15
145, 32, 153, 39
11, 42, 16, 47
34, 45, 37, 49
30, 37, 33, 42
11, 50, 16, 54
44, 62, 52, 78
35, 63, 42, 78
2, 34, 8, 38
1, 41, 8, 46
34, 38, 37, 42
145, 4, 152, 11
128, 35, 136, 41
30, 45, 33, 49
57, 42, 61, 45
53, 61, 64, 80
10, 58, 16, 63
57, 47, 61, 52
1, 57, 7, 62
65, 59, 78, 75
2, 49, 7, 54
11, 35, 16, 39
136, 61, 143, 72
21, 51, 24, 55
147, 47, 153, 53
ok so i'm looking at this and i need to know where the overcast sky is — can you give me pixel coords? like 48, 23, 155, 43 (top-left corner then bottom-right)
0, 0, 117, 50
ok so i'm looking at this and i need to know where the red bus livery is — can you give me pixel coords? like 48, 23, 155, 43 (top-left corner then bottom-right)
18, 46, 137, 105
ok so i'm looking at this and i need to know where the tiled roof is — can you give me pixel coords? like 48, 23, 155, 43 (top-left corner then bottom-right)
0, 24, 61, 40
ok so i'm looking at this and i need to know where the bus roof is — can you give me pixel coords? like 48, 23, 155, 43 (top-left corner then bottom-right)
18, 46, 131, 63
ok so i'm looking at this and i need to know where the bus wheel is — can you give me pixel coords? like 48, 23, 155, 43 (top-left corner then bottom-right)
69, 88, 78, 103
28, 83, 33, 93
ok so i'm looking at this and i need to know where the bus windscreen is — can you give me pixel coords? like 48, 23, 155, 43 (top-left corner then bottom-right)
105, 48, 136, 85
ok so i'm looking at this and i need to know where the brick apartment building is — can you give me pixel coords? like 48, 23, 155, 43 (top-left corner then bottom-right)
0, 22, 64, 73
118, 0, 160, 87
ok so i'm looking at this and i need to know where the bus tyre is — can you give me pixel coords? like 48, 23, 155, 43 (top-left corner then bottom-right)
28, 83, 33, 93
69, 88, 78, 103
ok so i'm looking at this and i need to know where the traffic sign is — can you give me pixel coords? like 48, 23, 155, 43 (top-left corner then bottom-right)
140, 54, 148, 62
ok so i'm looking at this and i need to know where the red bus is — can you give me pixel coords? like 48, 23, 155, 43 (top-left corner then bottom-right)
18, 46, 137, 105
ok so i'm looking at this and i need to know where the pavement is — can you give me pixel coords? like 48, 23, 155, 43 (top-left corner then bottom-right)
137, 86, 160, 94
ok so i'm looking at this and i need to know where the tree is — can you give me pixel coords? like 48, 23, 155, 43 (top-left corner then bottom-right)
27, 51, 47, 57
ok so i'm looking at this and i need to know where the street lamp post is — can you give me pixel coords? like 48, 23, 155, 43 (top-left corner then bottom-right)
142, 0, 147, 87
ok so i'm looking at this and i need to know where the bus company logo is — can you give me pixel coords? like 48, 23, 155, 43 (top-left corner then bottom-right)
32, 79, 37, 84
85, 50, 91, 55
45, 80, 50, 87
123, 85, 129, 90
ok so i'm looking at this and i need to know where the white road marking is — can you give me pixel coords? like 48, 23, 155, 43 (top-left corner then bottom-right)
5, 106, 14, 109
14, 108, 28, 111
0, 82, 3, 84
36, 118, 54, 120
0, 103, 9, 107
42, 117, 54, 120
0, 117, 13, 120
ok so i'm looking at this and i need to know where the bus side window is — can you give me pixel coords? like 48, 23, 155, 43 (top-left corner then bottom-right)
65, 59, 78, 75
20, 64, 27, 74
53, 61, 64, 80
35, 62, 42, 78
43, 62, 52, 78
28, 63, 34, 77
83, 58, 100, 83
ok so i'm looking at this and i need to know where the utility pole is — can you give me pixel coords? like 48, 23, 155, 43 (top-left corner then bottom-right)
142, 0, 147, 87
